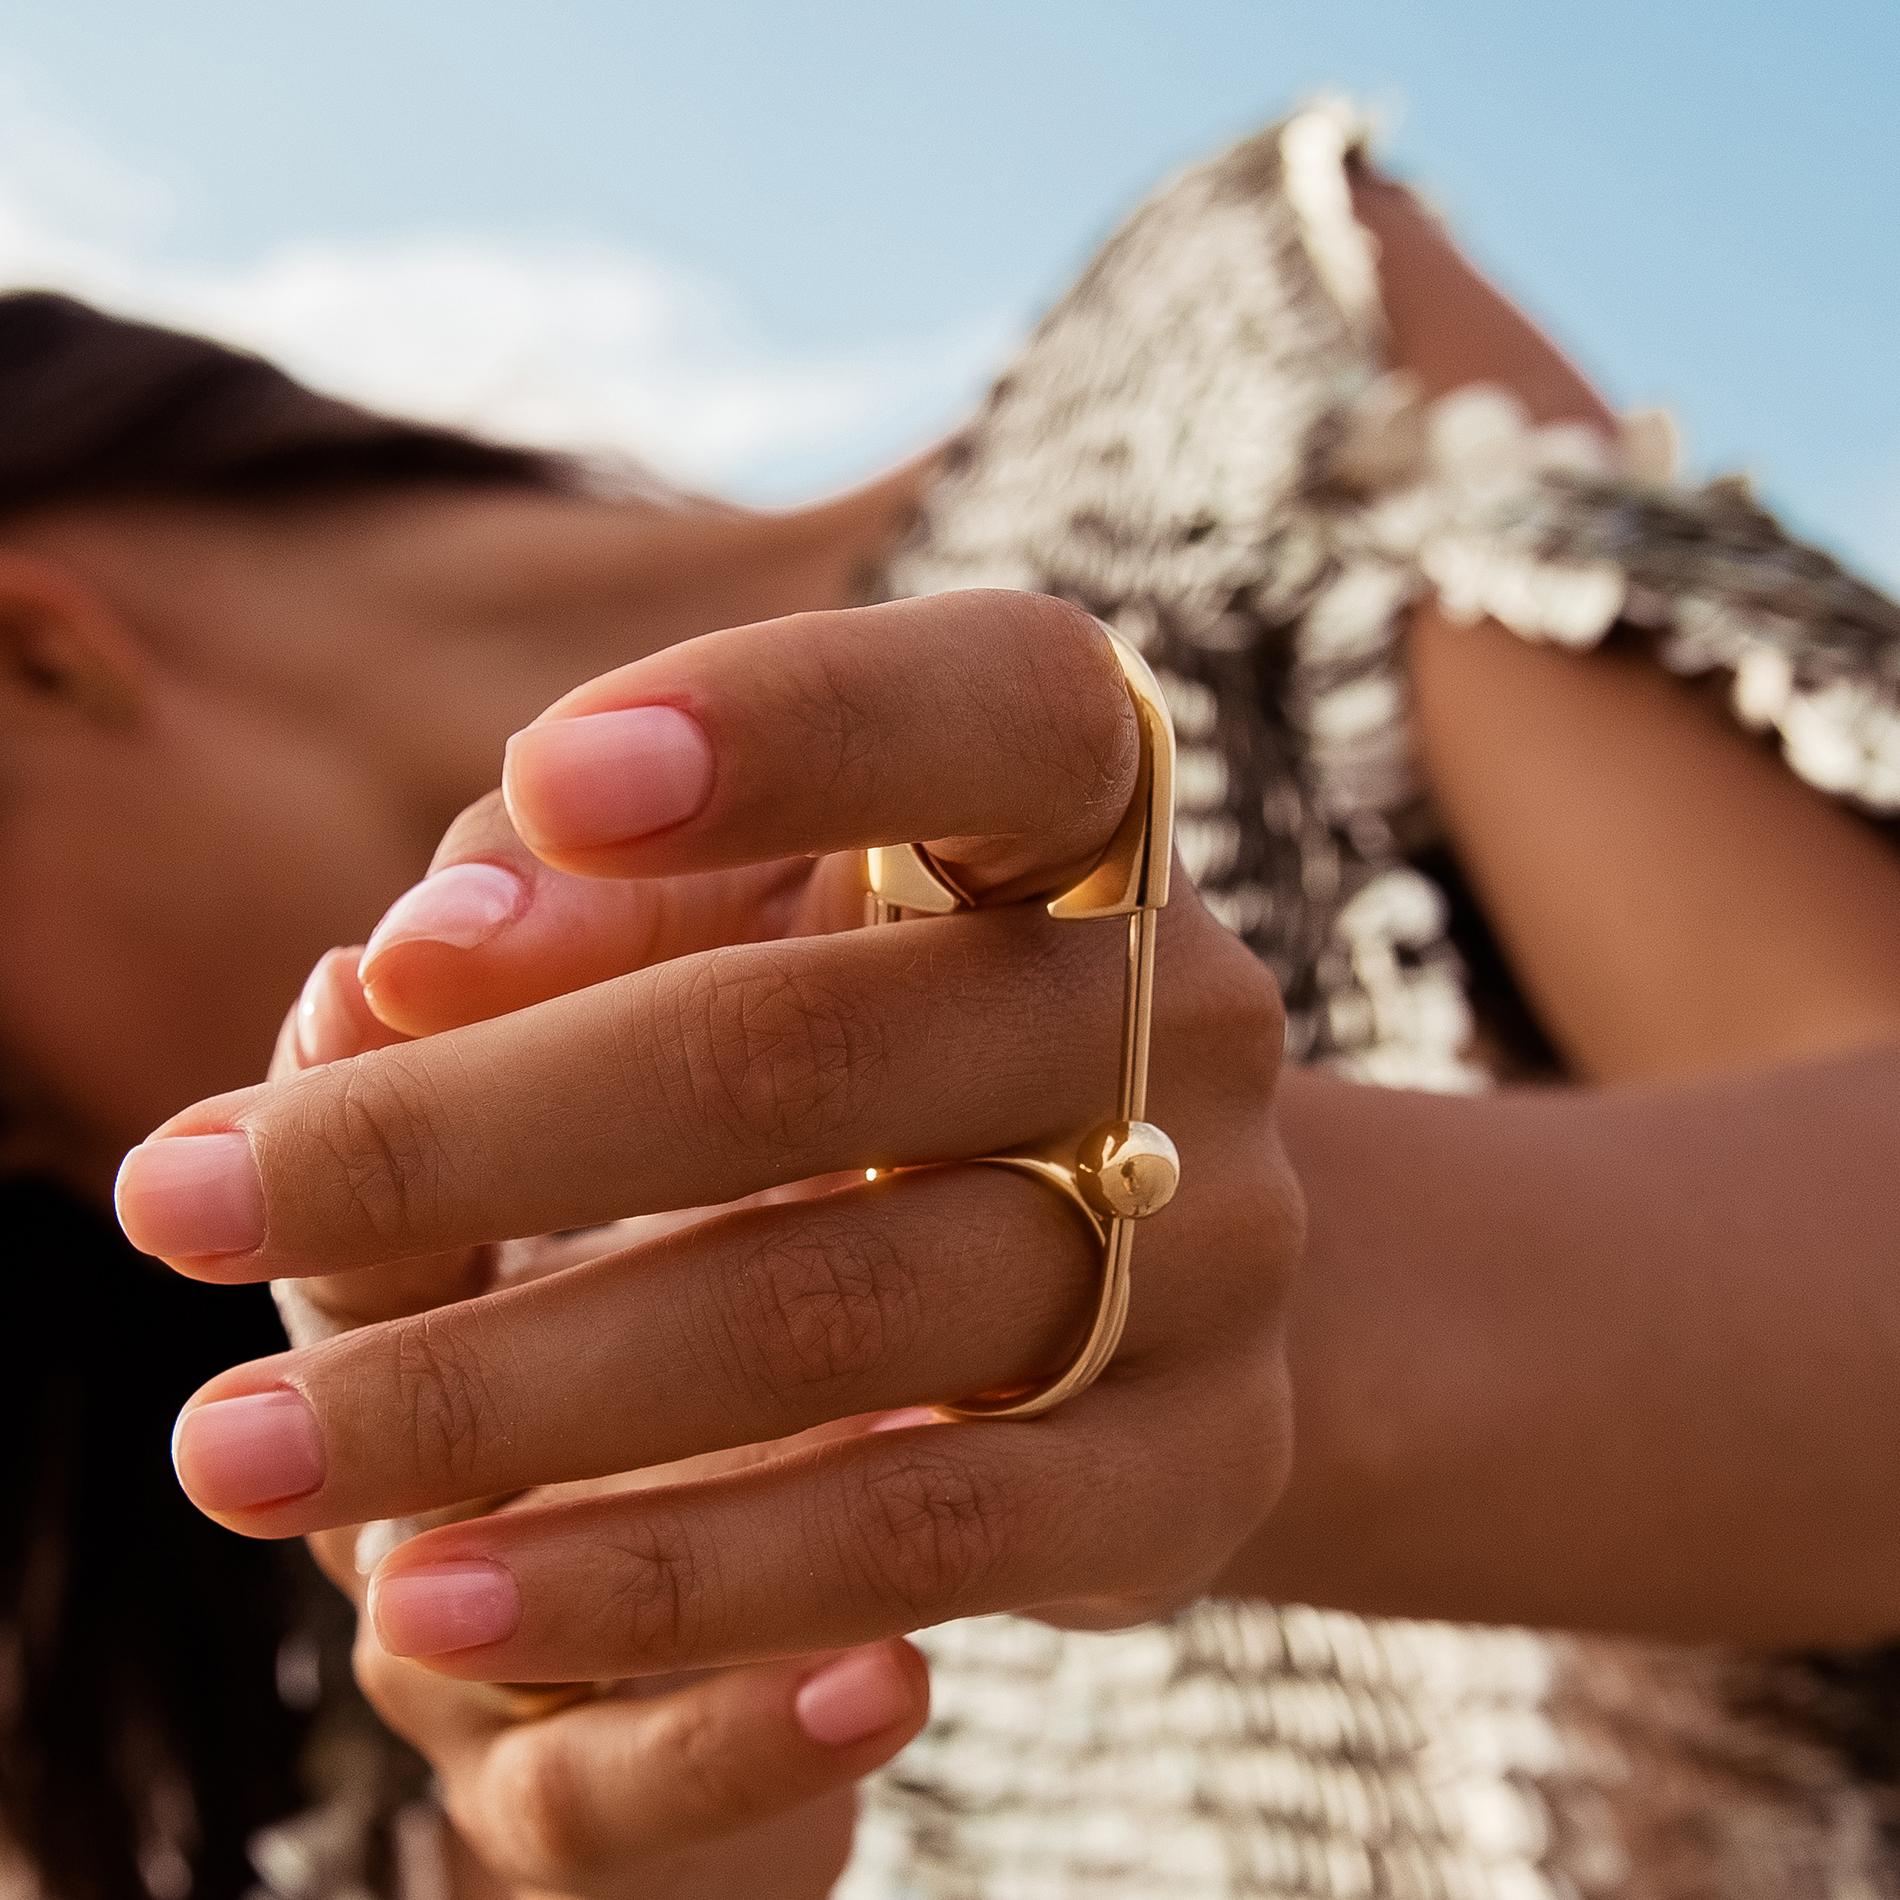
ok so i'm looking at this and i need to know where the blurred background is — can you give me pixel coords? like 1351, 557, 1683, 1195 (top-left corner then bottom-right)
2, 0, 1895, 578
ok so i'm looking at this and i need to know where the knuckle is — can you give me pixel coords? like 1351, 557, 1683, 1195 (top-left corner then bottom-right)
1014, 594, 1141, 822
1223, 1351, 1295, 1498
646, 1691, 764, 1832
1175, 911, 1287, 1100
589, 1511, 708, 1664
721, 1209, 920, 1399
852, 1449, 1012, 1623
1259, 1145, 1307, 1295
1191, 1363, 1296, 1566
1235, 967, 1289, 1078
1213, 1125, 1305, 1317
662, 946, 885, 1155
1193, 1136, 1302, 1339
303, 1049, 450, 1254
380, 1309, 513, 1497
783, 626, 887, 807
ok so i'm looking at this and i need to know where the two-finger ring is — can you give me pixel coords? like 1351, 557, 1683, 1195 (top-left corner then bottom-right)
864, 623, 1178, 1420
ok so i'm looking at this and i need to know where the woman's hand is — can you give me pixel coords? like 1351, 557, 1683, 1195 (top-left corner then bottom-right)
119, 589, 1302, 1685
357, 1632, 925, 1900
265, 958, 931, 1900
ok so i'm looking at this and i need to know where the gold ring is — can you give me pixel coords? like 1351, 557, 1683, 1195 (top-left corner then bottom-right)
477, 1680, 602, 1722
864, 622, 1178, 1420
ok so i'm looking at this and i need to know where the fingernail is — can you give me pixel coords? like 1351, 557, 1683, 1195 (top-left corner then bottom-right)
795, 1647, 913, 1747
172, 1387, 324, 1512
371, 1561, 521, 1656
868, 1406, 943, 1434
360, 862, 525, 972
353, 1517, 412, 1577
295, 950, 368, 1067
504, 705, 713, 850
115, 1132, 265, 1260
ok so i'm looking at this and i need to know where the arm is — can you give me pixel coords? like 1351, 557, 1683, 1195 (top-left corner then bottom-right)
1233, 1050, 1900, 1647
1358, 162, 1900, 1080
1218, 173, 1900, 1644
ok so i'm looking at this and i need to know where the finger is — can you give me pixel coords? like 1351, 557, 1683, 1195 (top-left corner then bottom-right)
285, 946, 409, 1073
267, 944, 406, 1090
356, 1631, 924, 1887
357, 788, 806, 1038
307, 1522, 366, 1600
120, 896, 1236, 1282
320, 1412, 908, 1605
361, 1377, 1265, 1682
263, 948, 487, 1337
171, 1166, 1097, 1535
500, 590, 1141, 902
275, 956, 473, 1620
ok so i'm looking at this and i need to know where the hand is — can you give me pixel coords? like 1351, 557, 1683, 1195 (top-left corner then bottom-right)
120, 589, 1302, 1686
268, 962, 930, 1900
356, 1630, 925, 1900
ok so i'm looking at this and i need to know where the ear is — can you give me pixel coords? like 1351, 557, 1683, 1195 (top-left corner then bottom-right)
0, 549, 148, 730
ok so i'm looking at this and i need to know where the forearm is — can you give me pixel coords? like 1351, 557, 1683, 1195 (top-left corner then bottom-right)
1224, 1045, 1900, 1646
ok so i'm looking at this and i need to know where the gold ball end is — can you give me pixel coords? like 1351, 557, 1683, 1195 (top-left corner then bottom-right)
1076, 1119, 1179, 1220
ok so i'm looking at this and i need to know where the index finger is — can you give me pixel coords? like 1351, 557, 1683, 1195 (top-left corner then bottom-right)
360, 590, 1147, 1037
501, 589, 1143, 903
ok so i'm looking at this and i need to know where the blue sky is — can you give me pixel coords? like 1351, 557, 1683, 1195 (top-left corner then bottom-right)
2, 1, 1896, 579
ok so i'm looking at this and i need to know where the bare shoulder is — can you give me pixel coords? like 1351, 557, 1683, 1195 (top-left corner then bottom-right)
1347, 163, 1615, 430
1346, 162, 1900, 1080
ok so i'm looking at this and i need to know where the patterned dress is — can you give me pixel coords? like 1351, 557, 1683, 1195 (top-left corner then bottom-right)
842, 98, 1900, 1900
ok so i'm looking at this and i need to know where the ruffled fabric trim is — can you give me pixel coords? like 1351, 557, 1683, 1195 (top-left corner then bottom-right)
1265, 98, 1900, 1093
1323, 380, 1900, 815
1288, 371, 1900, 1088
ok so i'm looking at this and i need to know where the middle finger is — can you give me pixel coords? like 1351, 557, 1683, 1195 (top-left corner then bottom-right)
116, 901, 1168, 1281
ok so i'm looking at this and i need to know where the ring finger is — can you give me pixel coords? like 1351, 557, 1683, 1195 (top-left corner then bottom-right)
172, 1163, 1100, 1536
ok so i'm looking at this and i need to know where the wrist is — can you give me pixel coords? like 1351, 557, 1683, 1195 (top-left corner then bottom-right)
1214, 1068, 1448, 1610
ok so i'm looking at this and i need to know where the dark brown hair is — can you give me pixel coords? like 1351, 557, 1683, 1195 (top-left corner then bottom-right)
0, 289, 564, 515
0, 289, 561, 1900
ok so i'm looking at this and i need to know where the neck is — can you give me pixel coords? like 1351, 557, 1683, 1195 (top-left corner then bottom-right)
36, 456, 933, 853
366, 460, 929, 831
429, 460, 930, 673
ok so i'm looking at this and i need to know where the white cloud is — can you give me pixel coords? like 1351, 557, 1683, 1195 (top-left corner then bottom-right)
0, 64, 1009, 495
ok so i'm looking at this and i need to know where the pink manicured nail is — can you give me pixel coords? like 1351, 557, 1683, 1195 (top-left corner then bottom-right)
795, 1648, 913, 1747
295, 950, 367, 1067
115, 1133, 265, 1260
371, 1561, 522, 1656
360, 862, 525, 974
173, 1388, 324, 1512
505, 706, 714, 850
